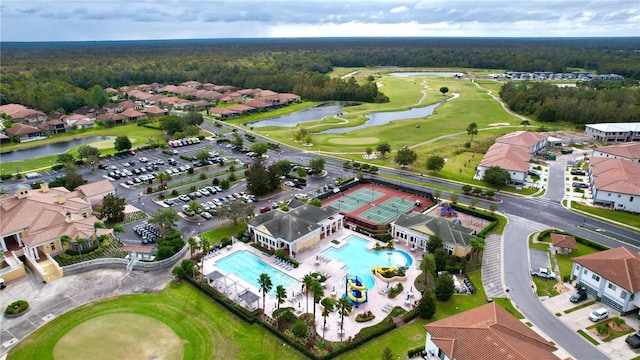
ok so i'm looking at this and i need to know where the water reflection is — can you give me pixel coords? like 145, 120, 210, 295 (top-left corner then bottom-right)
0, 136, 114, 162
249, 103, 348, 127
390, 72, 461, 77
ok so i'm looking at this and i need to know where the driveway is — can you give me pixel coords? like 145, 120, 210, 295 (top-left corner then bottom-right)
542, 289, 640, 360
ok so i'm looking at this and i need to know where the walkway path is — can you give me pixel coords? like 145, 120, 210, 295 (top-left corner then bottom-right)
480, 234, 506, 298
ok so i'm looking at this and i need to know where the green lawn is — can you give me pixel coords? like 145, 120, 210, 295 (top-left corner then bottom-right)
555, 244, 599, 280
8, 283, 306, 360
201, 221, 248, 244
532, 277, 560, 297
572, 201, 640, 229
586, 317, 636, 342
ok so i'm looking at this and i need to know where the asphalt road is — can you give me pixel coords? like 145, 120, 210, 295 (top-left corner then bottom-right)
3, 120, 638, 359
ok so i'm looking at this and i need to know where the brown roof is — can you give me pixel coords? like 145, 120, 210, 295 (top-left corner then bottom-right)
479, 143, 531, 172
227, 104, 255, 112
209, 107, 239, 116
596, 142, 640, 160
496, 131, 548, 148
424, 302, 558, 360
76, 179, 115, 198
550, 233, 577, 249
141, 107, 168, 115
96, 113, 128, 122
121, 108, 145, 118
573, 247, 640, 293
6, 123, 42, 136
244, 99, 272, 109
590, 157, 640, 196
0, 186, 102, 247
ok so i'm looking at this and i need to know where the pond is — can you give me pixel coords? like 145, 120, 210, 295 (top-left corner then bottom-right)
0, 136, 115, 162
248, 103, 349, 128
319, 102, 442, 134
390, 71, 462, 77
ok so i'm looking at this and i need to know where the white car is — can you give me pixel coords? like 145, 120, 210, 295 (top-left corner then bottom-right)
284, 181, 295, 187
294, 193, 308, 200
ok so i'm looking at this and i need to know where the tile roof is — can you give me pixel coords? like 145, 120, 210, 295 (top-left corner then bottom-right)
550, 233, 577, 249
596, 142, 640, 159
590, 157, 640, 196
209, 107, 239, 116
6, 123, 42, 136
496, 131, 548, 148
96, 113, 128, 122
424, 302, 558, 360
479, 143, 531, 172
141, 107, 168, 115
244, 99, 272, 108
76, 179, 114, 198
120, 108, 145, 118
393, 212, 474, 248
573, 247, 640, 293
228, 104, 255, 112
0, 186, 105, 247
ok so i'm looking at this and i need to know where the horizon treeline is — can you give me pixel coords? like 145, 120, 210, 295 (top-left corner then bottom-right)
1, 37, 638, 114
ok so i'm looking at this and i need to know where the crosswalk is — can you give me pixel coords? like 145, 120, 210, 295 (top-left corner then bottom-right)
507, 215, 552, 233
481, 234, 506, 298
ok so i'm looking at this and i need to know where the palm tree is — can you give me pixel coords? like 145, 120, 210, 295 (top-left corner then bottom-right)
258, 273, 273, 319
470, 237, 486, 263
93, 221, 104, 246
188, 236, 197, 259
302, 273, 314, 315
59, 235, 71, 252
112, 223, 125, 240
74, 237, 88, 259
311, 280, 324, 325
200, 238, 211, 256
275, 285, 287, 309
336, 296, 353, 341
320, 297, 336, 339
466, 122, 478, 142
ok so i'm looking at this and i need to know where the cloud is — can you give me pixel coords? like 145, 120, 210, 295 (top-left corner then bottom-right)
0, 0, 638, 41
390, 6, 408, 13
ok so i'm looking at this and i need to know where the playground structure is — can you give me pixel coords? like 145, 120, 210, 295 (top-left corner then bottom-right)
345, 276, 368, 307
440, 202, 458, 217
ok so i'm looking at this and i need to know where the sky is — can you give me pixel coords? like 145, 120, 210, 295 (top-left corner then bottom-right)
1, 0, 639, 42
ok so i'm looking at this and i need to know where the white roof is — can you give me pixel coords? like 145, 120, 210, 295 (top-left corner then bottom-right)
586, 122, 640, 132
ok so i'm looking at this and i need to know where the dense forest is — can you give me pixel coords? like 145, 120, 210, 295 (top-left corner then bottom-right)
1, 37, 639, 114
499, 81, 640, 125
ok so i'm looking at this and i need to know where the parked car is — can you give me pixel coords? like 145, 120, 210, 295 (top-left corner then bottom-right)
260, 206, 271, 213
530, 267, 556, 279
178, 194, 190, 202
182, 205, 195, 217
561, 148, 574, 154
570, 169, 586, 176
284, 181, 295, 187
588, 308, 609, 322
625, 330, 640, 349
569, 287, 588, 303
201, 211, 212, 220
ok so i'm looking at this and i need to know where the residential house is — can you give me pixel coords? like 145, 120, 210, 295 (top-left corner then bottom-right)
571, 247, 640, 313
96, 112, 128, 125
243, 99, 272, 110
159, 97, 191, 110
279, 93, 301, 104
141, 107, 168, 117
37, 119, 69, 135
0, 133, 10, 144
72, 118, 95, 130
209, 107, 240, 119
589, 157, 640, 213
181, 80, 201, 88
0, 183, 113, 283
247, 204, 344, 257
72, 106, 98, 118
592, 142, 640, 163
5, 123, 44, 142
65, 114, 95, 128
0, 104, 47, 125
120, 108, 146, 122
475, 131, 548, 185
585, 122, 640, 143
475, 143, 531, 184
190, 100, 212, 111
103, 103, 124, 114
254, 89, 280, 104
495, 131, 548, 154
227, 104, 256, 114
390, 212, 474, 257
424, 302, 559, 360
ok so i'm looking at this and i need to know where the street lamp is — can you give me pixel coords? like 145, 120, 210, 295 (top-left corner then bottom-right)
142, 203, 145, 213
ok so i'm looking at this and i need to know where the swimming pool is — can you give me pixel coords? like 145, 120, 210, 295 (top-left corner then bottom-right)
215, 250, 299, 294
322, 235, 412, 289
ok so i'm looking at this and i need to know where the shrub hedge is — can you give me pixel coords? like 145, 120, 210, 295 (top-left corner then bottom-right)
5, 300, 29, 315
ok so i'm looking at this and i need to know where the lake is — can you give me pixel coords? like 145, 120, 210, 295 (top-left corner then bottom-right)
319, 102, 442, 134
0, 136, 115, 162
248, 103, 348, 127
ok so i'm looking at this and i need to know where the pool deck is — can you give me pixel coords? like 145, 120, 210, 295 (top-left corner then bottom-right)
201, 228, 424, 341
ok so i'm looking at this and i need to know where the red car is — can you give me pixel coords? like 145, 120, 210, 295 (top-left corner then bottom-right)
259, 206, 271, 213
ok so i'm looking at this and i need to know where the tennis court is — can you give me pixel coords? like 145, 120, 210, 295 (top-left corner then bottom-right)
357, 197, 416, 224
326, 188, 386, 212
324, 183, 432, 226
